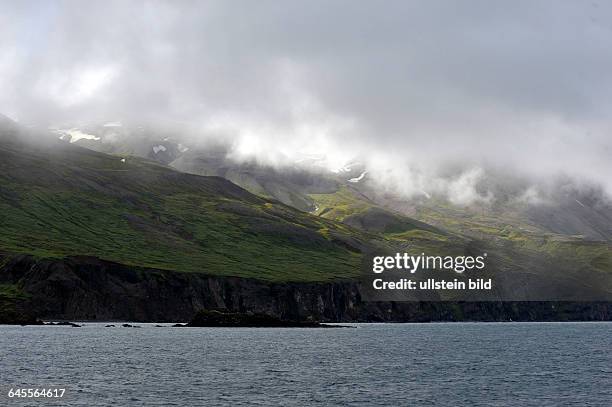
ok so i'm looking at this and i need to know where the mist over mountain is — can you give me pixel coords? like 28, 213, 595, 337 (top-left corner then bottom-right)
1, 0, 612, 326
1, 1, 612, 201
28, 116, 609, 243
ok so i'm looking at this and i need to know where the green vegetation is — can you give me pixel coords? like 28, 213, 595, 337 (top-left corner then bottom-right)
410, 199, 611, 273
310, 188, 476, 269
311, 186, 372, 220
386, 229, 449, 242
309, 186, 612, 284
0, 138, 364, 282
1, 131, 610, 290
413, 199, 548, 238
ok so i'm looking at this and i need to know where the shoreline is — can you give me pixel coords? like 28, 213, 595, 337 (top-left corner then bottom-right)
3, 319, 612, 327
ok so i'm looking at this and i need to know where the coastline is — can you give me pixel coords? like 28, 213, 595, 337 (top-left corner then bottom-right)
2, 254, 612, 325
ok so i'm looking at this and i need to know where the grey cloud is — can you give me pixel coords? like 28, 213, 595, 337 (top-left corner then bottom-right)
1, 0, 611, 196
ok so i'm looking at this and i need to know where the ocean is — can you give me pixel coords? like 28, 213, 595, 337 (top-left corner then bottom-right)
1, 322, 611, 406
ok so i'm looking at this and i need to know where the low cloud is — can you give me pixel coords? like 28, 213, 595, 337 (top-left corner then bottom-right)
1, 0, 612, 200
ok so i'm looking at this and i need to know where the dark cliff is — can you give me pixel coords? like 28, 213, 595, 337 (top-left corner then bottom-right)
1, 255, 611, 323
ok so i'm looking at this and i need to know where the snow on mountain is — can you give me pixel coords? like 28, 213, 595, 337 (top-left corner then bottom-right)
332, 165, 353, 174
54, 129, 101, 143
348, 171, 367, 183
152, 145, 167, 154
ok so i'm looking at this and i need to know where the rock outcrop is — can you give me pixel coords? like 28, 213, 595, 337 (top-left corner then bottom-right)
1, 254, 611, 323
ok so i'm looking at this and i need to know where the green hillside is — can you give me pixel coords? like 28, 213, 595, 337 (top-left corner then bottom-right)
0, 132, 369, 282
310, 186, 612, 279
2, 121, 611, 296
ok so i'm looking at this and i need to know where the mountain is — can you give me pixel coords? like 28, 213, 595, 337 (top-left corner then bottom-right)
0, 121, 373, 283
43, 122, 612, 244
168, 139, 612, 299
35, 122, 612, 285
38, 123, 612, 283
171, 145, 341, 212
51, 122, 186, 165
310, 182, 612, 286
1, 118, 612, 323
47, 123, 354, 212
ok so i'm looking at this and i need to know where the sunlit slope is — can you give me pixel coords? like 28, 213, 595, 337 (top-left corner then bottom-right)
411, 198, 612, 276
310, 187, 493, 286
0, 133, 368, 282
310, 186, 612, 279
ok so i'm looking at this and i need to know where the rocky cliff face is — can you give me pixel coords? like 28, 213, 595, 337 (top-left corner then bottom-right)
1, 255, 611, 323
0, 255, 362, 322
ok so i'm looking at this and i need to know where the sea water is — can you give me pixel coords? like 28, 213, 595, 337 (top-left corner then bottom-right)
1, 322, 610, 406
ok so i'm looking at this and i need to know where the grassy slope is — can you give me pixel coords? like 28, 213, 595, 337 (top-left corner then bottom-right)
0, 135, 367, 282
310, 186, 473, 267
2, 126, 609, 289
311, 186, 373, 221
310, 187, 612, 278
413, 199, 612, 274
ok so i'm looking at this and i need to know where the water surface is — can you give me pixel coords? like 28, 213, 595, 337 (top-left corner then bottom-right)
1, 322, 611, 406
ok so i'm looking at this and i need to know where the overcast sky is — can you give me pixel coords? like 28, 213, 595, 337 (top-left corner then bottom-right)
1, 0, 611, 198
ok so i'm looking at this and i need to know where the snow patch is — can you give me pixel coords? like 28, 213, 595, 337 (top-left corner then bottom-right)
178, 143, 189, 153
103, 121, 122, 127
348, 171, 367, 183
332, 165, 353, 174
54, 129, 100, 143
153, 145, 167, 154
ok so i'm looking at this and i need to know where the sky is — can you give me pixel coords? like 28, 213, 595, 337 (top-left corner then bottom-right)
1, 0, 611, 200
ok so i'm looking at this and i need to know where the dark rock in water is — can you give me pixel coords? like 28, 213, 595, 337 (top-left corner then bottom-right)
155, 324, 165, 327
186, 310, 337, 328
121, 323, 140, 328
105, 324, 116, 327
45, 321, 82, 327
